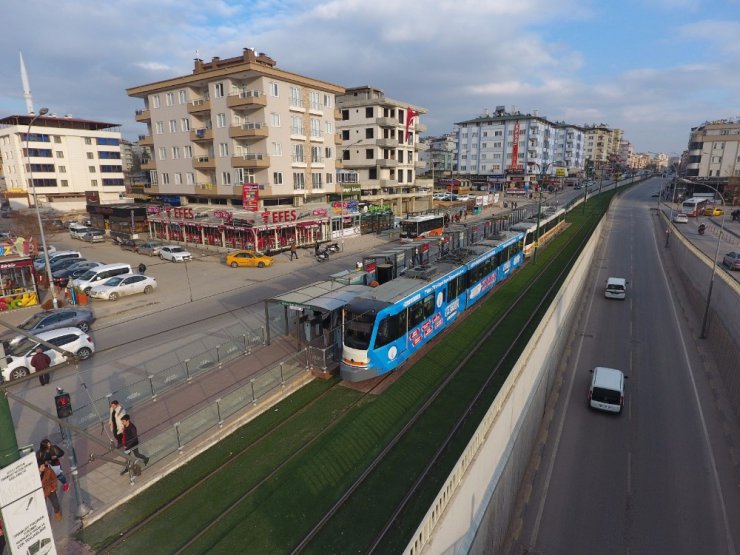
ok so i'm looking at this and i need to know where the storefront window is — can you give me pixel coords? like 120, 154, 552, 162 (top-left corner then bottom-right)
0, 258, 39, 311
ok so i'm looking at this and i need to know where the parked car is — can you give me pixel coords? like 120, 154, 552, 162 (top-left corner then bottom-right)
1, 327, 95, 382
68, 224, 91, 239
722, 251, 740, 270
52, 260, 102, 287
672, 212, 688, 223
81, 229, 106, 243
138, 241, 163, 257
89, 273, 157, 301
6, 307, 95, 346
120, 238, 143, 252
159, 245, 192, 262
50, 257, 88, 273
33, 251, 81, 272
225, 250, 273, 268
703, 207, 724, 216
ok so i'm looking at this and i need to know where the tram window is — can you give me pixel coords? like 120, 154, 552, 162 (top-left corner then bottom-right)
458, 274, 467, 292
398, 309, 407, 337
448, 279, 459, 301
408, 301, 425, 328
375, 314, 398, 348
423, 294, 435, 318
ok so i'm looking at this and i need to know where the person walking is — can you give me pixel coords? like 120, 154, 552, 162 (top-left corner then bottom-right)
314, 242, 320, 257
289, 243, 298, 261
109, 400, 127, 448
120, 414, 149, 474
31, 347, 51, 386
138, 262, 147, 275
37, 439, 69, 492
39, 463, 63, 521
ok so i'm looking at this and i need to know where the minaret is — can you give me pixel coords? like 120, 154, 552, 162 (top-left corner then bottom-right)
20, 51, 34, 114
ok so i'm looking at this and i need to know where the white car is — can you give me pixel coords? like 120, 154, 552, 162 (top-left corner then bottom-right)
89, 274, 157, 301
672, 212, 688, 223
159, 245, 193, 262
1, 327, 95, 382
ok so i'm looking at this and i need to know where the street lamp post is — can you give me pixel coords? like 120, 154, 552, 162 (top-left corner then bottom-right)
26, 107, 58, 308
695, 183, 726, 339
531, 161, 551, 263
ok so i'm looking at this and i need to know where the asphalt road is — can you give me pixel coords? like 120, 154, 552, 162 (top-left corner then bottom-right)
509, 179, 740, 554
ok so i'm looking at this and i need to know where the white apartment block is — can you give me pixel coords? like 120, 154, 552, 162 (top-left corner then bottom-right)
419, 134, 456, 177
127, 49, 345, 209
687, 119, 740, 178
0, 114, 125, 211
336, 86, 429, 215
454, 106, 585, 179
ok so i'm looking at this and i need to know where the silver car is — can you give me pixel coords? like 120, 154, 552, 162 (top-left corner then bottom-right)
138, 241, 164, 257
6, 307, 95, 346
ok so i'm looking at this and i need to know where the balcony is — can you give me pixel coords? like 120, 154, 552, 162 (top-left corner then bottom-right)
227, 90, 267, 110
229, 122, 269, 139
334, 134, 343, 145
377, 138, 399, 148
144, 185, 160, 194
377, 117, 398, 127
193, 156, 215, 169
138, 135, 154, 146
190, 128, 213, 142
141, 161, 156, 171
414, 142, 429, 151
377, 158, 398, 168
415, 160, 426, 169
415, 122, 427, 133
194, 182, 216, 194
187, 98, 211, 114
135, 109, 151, 122
231, 153, 270, 168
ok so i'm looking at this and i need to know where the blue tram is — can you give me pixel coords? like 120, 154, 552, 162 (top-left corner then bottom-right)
340, 231, 525, 382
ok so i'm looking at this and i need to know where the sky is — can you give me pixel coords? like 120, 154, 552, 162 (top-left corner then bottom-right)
2, 0, 739, 157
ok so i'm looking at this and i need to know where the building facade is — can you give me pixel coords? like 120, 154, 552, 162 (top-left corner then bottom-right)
686, 119, 740, 178
419, 134, 456, 179
0, 114, 125, 211
127, 48, 345, 210
454, 106, 585, 186
336, 86, 430, 215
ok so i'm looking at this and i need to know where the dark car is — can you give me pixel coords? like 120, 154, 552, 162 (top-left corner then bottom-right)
120, 238, 143, 252
7, 307, 96, 345
50, 257, 88, 273
52, 260, 102, 287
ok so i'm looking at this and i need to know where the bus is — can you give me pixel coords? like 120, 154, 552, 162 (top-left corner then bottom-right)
680, 197, 708, 217
399, 214, 445, 242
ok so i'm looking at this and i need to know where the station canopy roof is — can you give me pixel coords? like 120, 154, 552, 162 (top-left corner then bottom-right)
270, 280, 372, 312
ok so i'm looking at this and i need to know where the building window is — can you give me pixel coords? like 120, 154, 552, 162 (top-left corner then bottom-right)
54, 136, 61, 143
326, 172, 333, 184
271, 142, 282, 156
181, 118, 190, 132
158, 147, 166, 160
290, 116, 303, 135
236, 168, 255, 183
269, 82, 279, 97
84, 137, 92, 145
87, 152, 94, 159
292, 144, 304, 163
341, 109, 349, 121
365, 149, 374, 160
312, 173, 323, 187
166, 92, 174, 106
221, 171, 232, 185
169, 120, 177, 133
174, 173, 182, 185
214, 82, 225, 98
309, 90, 321, 110
365, 128, 374, 139
178, 90, 186, 104
216, 113, 227, 128
58, 166, 66, 173
325, 121, 333, 134
219, 143, 229, 157
398, 171, 404, 183
61, 180, 68, 187
311, 145, 322, 163
325, 147, 333, 159
152, 95, 161, 109
184, 145, 192, 158
310, 119, 321, 138
172, 146, 180, 159
56, 151, 63, 158
271, 112, 281, 127
365, 107, 373, 118
156, 121, 164, 135
162, 173, 170, 185
407, 169, 413, 182
273, 171, 283, 185
89, 166, 96, 173
292, 172, 305, 190
186, 172, 195, 184
289, 86, 301, 107
323, 94, 333, 108
91, 179, 98, 186
342, 130, 350, 140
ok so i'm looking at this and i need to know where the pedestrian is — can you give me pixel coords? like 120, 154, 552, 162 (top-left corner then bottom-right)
289, 243, 298, 261
39, 463, 63, 522
30, 346, 51, 386
109, 400, 127, 448
138, 262, 147, 275
37, 439, 70, 492
314, 243, 320, 257
120, 414, 149, 475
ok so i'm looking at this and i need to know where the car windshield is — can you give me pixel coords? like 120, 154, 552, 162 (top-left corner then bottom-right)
170, 247, 185, 253
18, 313, 46, 330
103, 277, 125, 286
7, 336, 37, 357
592, 387, 621, 405
78, 269, 97, 280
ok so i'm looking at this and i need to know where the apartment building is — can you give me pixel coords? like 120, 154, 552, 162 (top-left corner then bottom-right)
419, 134, 456, 178
127, 48, 345, 209
583, 124, 623, 169
336, 86, 429, 215
454, 106, 585, 184
0, 114, 125, 211
686, 119, 740, 178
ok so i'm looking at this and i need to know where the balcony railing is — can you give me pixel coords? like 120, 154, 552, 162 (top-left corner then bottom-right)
190, 128, 213, 141
135, 109, 151, 122
229, 122, 269, 139
377, 117, 398, 127
377, 158, 398, 168
187, 98, 211, 114
227, 90, 267, 109
193, 156, 215, 169
289, 98, 305, 110
231, 153, 270, 168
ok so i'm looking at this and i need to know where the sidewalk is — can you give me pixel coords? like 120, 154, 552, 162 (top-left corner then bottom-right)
20, 199, 525, 552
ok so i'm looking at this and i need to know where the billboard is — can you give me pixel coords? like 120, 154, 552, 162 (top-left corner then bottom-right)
242, 183, 259, 212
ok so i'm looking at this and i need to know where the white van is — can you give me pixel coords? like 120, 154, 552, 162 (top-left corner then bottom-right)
604, 277, 627, 300
588, 366, 626, 413
71, 263, 132, 293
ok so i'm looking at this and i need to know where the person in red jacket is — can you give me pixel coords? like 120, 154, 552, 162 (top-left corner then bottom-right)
30, 347, 51, 386
40, 463, 62, 521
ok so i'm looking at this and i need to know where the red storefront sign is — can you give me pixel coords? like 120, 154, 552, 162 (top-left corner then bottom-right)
261, 210, 297, 224
242, 183, 259, 211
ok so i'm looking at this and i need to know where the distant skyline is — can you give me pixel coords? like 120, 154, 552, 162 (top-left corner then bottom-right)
2, 0, 739, 156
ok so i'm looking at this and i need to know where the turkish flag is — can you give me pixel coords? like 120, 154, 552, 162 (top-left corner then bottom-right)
405, 107, 418, 144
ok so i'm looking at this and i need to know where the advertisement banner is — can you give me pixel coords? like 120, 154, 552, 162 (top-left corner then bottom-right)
242, 183, 259, 212
0, 453, 56, 555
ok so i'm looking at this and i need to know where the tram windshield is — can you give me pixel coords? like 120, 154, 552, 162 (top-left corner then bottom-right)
343, 311, 377, 350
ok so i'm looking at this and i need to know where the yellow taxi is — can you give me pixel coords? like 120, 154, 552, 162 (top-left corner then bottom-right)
703, 207, 724, 216
225, 250, 273, 268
